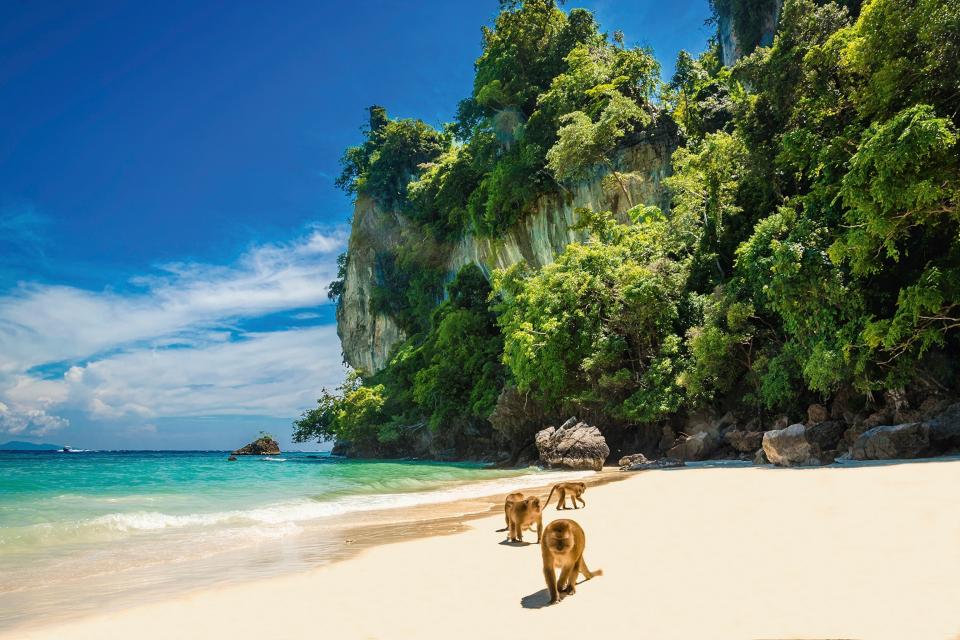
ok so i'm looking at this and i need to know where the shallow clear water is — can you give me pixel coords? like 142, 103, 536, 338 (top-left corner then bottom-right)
0, 450, 591, 630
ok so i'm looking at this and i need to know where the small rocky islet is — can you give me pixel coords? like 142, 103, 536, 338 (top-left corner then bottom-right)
230, 435, 281, 457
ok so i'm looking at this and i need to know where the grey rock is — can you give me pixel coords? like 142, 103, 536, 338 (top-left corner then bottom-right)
535, 421, 610, 471
753, 448, 769, 465
762, 424, 823, 467
725, 429, 763, 453
685, 410, 717, 437
806, 403, 829, 425
618, 453, 649, 467
666, 431, 717, 462
232, 436, 281, 456
714, 411, 737, 432
805, 420, 845, 451
658, 425, 676, 453
851, 423, 930, 460
620, 456, 685, 472
770, 415, 790, 431
925, 402, 960, 450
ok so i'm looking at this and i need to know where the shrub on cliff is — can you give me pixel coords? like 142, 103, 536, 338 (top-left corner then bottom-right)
493, 208, 688, 423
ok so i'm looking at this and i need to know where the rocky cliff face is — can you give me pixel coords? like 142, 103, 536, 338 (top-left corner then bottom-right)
335, 194, 409, 374
337, 123, 679, 374
717, 0, 783, 67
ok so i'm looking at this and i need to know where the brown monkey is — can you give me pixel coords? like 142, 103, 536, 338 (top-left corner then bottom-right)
502, 491, 524, 531
545, 481, 586, 510
540, 518, 601, 604
506, 496, 543, 543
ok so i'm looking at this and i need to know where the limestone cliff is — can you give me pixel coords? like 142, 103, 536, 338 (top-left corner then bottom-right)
335, 194, 409, 374
337, 122, 680, 374
716, 0, 783, 66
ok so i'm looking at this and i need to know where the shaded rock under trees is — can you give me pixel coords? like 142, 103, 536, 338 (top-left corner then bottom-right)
666, 431, 717, 462
850, 423, 930, 461
762, 424, 823, 467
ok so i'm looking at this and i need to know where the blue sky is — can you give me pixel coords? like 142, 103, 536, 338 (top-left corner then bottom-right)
0, 0, 713, 450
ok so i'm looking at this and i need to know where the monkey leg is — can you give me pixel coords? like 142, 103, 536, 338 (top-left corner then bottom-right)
543, 567, 560, 604
535, 518, 542, 544
577, 495, 586, 508
557, 491, 566, 510
558, 564, 575, 595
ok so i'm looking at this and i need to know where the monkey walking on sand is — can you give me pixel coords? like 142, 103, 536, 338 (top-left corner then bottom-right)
504, 495, 543, 543
540, 518, 601, 604
499, 491, 525, 532
544, 481, 587, 510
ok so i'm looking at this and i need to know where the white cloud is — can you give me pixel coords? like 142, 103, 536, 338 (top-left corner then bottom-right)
0, 400, 68, 436
0, 226, 349, 438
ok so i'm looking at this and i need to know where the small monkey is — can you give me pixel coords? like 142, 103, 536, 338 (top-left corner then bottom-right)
540, 518, 601, 604
502, 491, 525, 531
545, 481, 586, 510
506, 496, 543, 543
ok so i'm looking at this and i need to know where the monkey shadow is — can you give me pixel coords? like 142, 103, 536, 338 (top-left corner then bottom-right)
520, 580, 587, 609
520, 588, 553, 609
498, 539, 534, 547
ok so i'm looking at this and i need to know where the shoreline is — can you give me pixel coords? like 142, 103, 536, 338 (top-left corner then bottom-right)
6, 458, 960, 639
0, 466, 623, 635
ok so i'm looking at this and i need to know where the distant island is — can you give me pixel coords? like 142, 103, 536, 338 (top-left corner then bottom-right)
0, 440, 64, 451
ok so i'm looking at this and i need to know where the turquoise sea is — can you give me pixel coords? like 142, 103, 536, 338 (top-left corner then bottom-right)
0, 450, 591, 630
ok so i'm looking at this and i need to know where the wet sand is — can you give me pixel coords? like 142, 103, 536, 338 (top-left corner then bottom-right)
7, 460, 960, 640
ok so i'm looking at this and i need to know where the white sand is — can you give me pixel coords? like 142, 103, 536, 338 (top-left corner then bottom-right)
8, 459, 960, 640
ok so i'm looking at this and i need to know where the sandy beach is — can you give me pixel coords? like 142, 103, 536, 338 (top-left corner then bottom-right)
7, 459, 960, 640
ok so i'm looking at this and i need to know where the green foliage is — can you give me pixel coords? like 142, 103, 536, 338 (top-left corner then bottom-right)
547, 90, 649, 205
312, 0, 960, 457
327, 252, 348, 301
413, 265, 506, 434
494, 209, 687, 421
292, 372, 387, 451
832, 105, 959, 275
336, 106, 448, 208
666, 42, 738, 139
300, 266, 504, 455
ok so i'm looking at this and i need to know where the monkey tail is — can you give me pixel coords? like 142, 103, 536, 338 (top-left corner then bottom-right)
544, 484, 559, 509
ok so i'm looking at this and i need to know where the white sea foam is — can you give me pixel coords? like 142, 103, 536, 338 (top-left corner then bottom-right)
79, 468, 594, 534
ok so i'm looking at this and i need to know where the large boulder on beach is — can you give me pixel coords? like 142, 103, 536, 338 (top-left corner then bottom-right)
762, 424, 823, 467
535, 418, 609, 471
666, 431, 717, 461
232, 435, 281, 456
850, 423, 929, 460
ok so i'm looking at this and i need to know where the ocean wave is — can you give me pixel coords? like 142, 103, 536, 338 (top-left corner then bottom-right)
7, 468, 594, 542
260, 457, 287, 462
